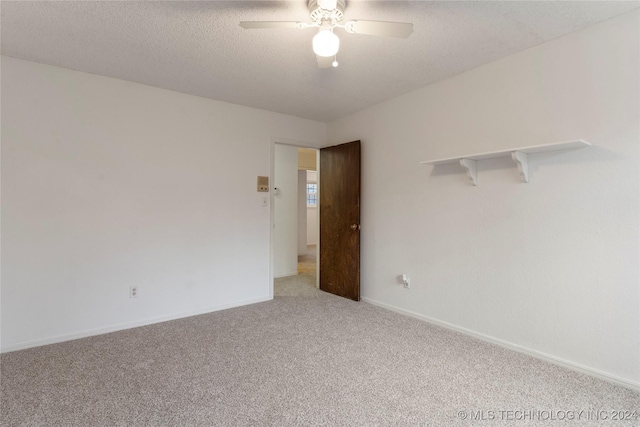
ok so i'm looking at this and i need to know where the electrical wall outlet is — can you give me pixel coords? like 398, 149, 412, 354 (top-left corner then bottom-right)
130, 286, 139, 298
401, 274, 410, 289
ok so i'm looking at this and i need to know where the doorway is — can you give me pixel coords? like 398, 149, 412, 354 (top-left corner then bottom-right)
298, 169, 317, 276
272, 143, 319, 296
271, 140, 361, 301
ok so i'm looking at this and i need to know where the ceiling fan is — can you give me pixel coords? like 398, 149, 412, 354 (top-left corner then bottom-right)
239, 0, 413, 68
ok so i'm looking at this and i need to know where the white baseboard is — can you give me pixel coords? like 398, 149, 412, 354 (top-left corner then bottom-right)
1, 296, 272, 353
362, 297, 639, 392
274, 271, 298, 279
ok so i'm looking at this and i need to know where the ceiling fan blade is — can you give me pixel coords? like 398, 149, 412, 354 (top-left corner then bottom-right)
239, 21, 307, 30
344, 20, 413, 38
317, 55, 333, 69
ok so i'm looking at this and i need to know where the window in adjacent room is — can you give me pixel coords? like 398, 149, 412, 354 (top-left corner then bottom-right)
306, 183, 317, 207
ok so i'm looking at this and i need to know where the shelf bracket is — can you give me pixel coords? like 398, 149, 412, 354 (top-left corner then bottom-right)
459, 158, 477, 186
511, 151, 529, 183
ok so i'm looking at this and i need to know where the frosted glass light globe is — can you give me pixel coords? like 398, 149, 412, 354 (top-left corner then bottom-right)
312, 30, 340, 57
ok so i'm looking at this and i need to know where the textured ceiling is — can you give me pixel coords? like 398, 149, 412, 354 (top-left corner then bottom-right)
2, 1, 638, 122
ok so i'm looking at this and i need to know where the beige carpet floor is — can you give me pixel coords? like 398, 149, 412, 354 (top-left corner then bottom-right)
1, 273, 638, 426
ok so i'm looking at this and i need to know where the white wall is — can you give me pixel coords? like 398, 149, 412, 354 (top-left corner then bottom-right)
273, 144, 299, 277
297, 170, 307, 255
328, 11, 639, 387
1, 56, 326, 351
306, 170, 318, 246
307, 209, 318, 246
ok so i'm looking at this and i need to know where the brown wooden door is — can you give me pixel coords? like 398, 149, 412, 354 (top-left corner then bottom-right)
319, 140, 361, 301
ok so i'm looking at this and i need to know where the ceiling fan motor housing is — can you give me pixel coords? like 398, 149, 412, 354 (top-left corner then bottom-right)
308, 0, 346, 24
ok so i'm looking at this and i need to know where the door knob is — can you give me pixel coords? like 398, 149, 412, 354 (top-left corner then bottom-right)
350, 224, 361, 231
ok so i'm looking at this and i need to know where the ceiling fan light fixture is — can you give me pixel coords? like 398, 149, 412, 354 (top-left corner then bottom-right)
317, 0, 338, 11
312, 29, 340, 57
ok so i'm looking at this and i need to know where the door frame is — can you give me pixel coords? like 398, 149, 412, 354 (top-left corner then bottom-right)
269, 137, 321, 299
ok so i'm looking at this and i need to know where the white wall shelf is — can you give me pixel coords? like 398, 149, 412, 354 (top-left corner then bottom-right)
420, 140, 591, 185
